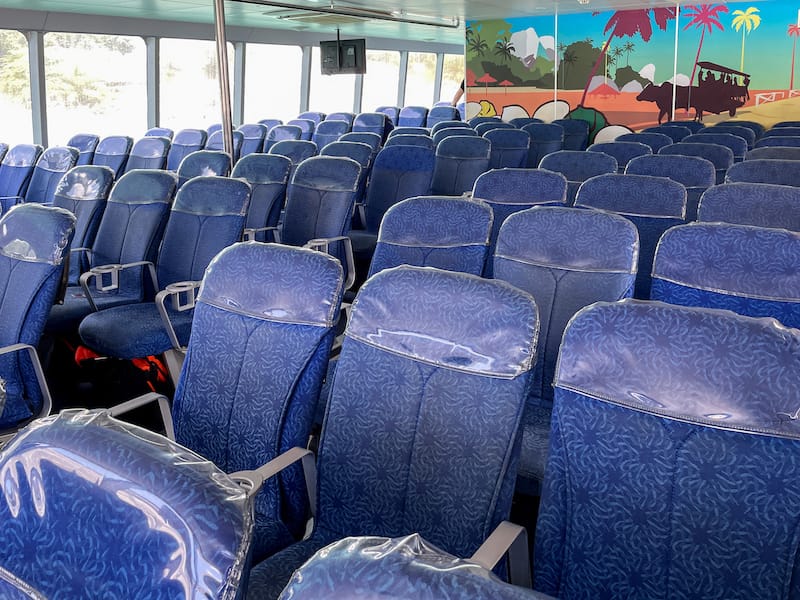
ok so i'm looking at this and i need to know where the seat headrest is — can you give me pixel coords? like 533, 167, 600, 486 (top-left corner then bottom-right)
0, 204, 75, 265
110, 170, 177, 206
173, 176, 249, 216
231, 154, 291, 184
292, 156, 361, 192
2, 144, 41, 167
38, 147, 77, 171
576, 173, 686, 217
347, 266, 538, 379
199, 242, 343, 327
54, 165, 115, 202
436, 136, 491, 159
380, 196, 492, 246
473, 168, 566, 205
626, 154, 716, 187
555, 300, 800, 440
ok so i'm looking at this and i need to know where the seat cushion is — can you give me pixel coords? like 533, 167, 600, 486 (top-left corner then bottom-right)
348, 229, 378, 255
47, 286, 142, 334
79, 302, 193, 359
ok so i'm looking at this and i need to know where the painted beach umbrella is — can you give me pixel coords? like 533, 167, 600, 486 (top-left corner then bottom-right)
499, 80, 514, 94
477, 72, 498, 93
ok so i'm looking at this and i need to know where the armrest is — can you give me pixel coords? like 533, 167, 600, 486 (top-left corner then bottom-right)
470, 521, 531, 587
79, 260, 158, 312
105, 391, 175, 440
0, 343, 52, 445
243, 226, 281, 243
0, 195, 23, 209
356, 202, 366, 228
230, 447, 317, 512
155, 281, 201, 351
305, 236, 356, 290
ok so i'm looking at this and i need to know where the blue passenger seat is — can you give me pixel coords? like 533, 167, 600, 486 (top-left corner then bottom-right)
21, 146, 79, 205
165, 128, 207, 171
232, 153, 291, 243
66, 133, 100, 165
539, 150, 617, 204
0, 144, 43, 214
176, 149, 231, 189
92, 135, 133, 179
698, 182, 800, 231
625, 154, 714, 220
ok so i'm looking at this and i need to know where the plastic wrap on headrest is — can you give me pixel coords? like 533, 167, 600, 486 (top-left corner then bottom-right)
174, 176, 250, 216
38, 147, 77, 171
347, 266, 538, 378
555, 300, 800, 439
380, 196, 492, 246
54, 166, 114, 202
2, 145, 41, 167
292, 157, 361, 192
232, 154, 291, 184
199, 243, 344, 327
110, 169, 177, 205
577, 173, 686, 217
0, 204, 75, 265
497, 206, 638, 272
279, 535, 549, 599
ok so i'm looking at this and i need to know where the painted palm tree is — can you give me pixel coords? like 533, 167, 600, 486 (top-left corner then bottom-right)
580, 8, 676, 106
789, 24, 800, 90
623, 41, 635, 66
683, 4, 728, 86
494, 36, 516, 63
562, 49, 577, 88
731, 7, 761, 73
469, 33, 489, 57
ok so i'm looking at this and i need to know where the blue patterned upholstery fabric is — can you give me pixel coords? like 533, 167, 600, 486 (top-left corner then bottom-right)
625, 154, 715, 220
772, 120, 800, 128
521, 123, 564, 168
587, 141, 651, 173
247, 266, 538, 598
374, 106, 399, 125
483, 128, 530, 169
535, 300, 800, 599
326, 112, 355, 127
746, 146, 800, 160
432, 128, 478, 147
66, 133, 100, 166
719, 119, 765, 138
92, 135, 133, 179
297, 111, 325, 124
145, 127, 174, 139
124, 136, 170, 173
232, 154, 291, 242
473, 168, 567, 270
268, 140, 318, 180
384, 134, 434, 150
494, 206, 638, 493
368, 196, 492, 277
398, 106, 428, 127
287, 119, 315, 141
651, 222, 800, 328
551, 119, 590, 151
658, 141, 734, 184
52, 165, 114, 284
755, 135, 800, 148
663, 119, 704, 133
174, 243, 343, 561
204, 130, 244, 163
575, 173, 686, 299
388, 127, 430, 138
47, 170, 177, 334
698, 182, 800, 231
0, 410, 252, 599
278, 535, 551, 599
79, 176, 249, 359
642, 124, 691, 142
431, 136, 491, 196
763, 126, 800, 138
312, 120, 351, 151
475, 122, 515, 135
340, 132, 381, 156
509, 117, 542, 128
353, 112, 392, 141
258, 119, 283, 132
0, 204, 75, 430
726, 159, 800, 186
470, 116, 502, 128
433, 121, 471, 135
426, 106, 460, 128
238, 123, 268, 157
539, 150, 618, 204
263, 126, 303, 153
0, 145, 43, 214
165, 129, 207, 171
616, 132, 672, 153
23, 147, 79, 205
320, 141, 374, 207
176, 150, 231, 188
684, 132, 747, 161
701, 124, 755, 149
0, 143, 7, 164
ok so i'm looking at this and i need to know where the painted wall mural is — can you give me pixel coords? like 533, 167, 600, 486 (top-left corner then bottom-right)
466, 1, 800, 141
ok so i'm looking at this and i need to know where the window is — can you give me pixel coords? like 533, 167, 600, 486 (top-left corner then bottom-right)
404, 52, 436, 107
361, 50, 400, 112
309, 46, 356, 114
44, 32, 145, 144
160, 38, 233, 132
440, 53, 465, 103
244, 43, 302, 124
0, 30, 32, 145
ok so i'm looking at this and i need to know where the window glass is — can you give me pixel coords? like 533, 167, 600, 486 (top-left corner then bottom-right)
44, 32, 145, 144
440, 53, 465, 103
244, 43, 302, 124
309, 46, 356, 114
0, 30, 32, 145
361, 50, 400, 112
404, 51, 436, 107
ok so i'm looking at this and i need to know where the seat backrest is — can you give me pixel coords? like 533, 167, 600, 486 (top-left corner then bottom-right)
469, 116, 502, 128
236, 123, 268, 157
475, 121, 516, 136
176, 150, 231, 189
616, 132, 673, 153
287, 118, 316, 141
144, 127, 174, 139
257, 118, 283, 132
173, 242, 343, 558
320, 141, 373, 203
625, 154, 714, 220
587, 141, 651, 173
763, 126, 800, 138
773, 120, 800, 128
263, 125, 303, 152
702, 124, 755, 148
384, 134, 434, 150
353, 112, 392, 141
551, 119, 590, 150
92, 135, 133, 178
718, 119, 765, 139
398, 105, 429, 127
165, 128, 207, 171
312, 120, 351, 150
231, 153, 291, 239
483, 128, 530, 169
431, 120, 470, 135
746, 146, 800, 160
575, 173, 686, 298
388, 126, 430, 138
663, 119, 704, 133
522, 123, 564, 167
268, 140, 318, 180
432, 127, 478, 146
156, 176, 249, 288
375, 105, 400, 125
755, 135, 800, 148
52, 165, 115, 284
651, 222, 800, 328
472, 168, 568, 265
0, 204, 75, 429
340, 132, 382, 155
539, 150, 617, 204
66, 133, 100, 165
317, 266, 538, 558
684, 132, 747, 161
494, 206, 638, 408
0, 144, 43, 211
509, 117, 542, 128
369, 196, 493, 277
0, 410, 252, 598
426, 106, 460, 128
362, 145, 435, 234
535, 300, 800, 599
431, 136, 491, 196
0, 144, 7, 165
204, 130, 244, 162
658, 141, 734, 184
698, 182, 800, 231
642, 124, 692, 142
326, 112, 355, 127
206, 123, 222, 137
24, 146, 79, 204
297, 111, 326, 124
726, 159, 800, 186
